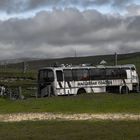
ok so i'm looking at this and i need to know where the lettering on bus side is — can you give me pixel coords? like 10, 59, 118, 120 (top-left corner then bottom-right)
98, 80, 112, 85
77, 80, 112, 86
78, 81, 97, 86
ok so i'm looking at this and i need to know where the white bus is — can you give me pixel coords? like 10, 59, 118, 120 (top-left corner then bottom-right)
37, 64, 139, 97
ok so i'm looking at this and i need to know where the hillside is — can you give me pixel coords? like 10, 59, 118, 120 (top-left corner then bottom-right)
1, 52, 140, 74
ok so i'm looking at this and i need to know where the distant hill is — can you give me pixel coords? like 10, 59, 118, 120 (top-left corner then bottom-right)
1, 52, 140, 74
0, 57, 39, 65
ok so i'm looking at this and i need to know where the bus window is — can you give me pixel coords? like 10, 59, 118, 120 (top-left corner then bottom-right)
90, 68, 105, 80
72, 69, 89, 81
82, 69, 90, 80
120, 69, 127, 79
64, 69, 73, 81
72, 69, 82, 81
72, 69, 78, 81
113, 68, 121, 79
56, 70, 63, 81
131, 67, 135, 71
106, 68, 115, 79
77, 69, 83, 81
105, 68, 127, 79
39, 69, 54, 82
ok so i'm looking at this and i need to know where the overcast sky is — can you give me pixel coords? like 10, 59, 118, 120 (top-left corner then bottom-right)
0, 0, 140, 60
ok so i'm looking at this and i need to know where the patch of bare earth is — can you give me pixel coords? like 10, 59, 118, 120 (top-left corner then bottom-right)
0, 113, 140, 122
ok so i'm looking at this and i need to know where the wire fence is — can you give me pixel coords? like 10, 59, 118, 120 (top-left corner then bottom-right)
0, 85, 37, 100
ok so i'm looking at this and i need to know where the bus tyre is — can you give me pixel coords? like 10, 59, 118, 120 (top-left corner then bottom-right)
77, 88, 86, 95
121, 86, 129, 94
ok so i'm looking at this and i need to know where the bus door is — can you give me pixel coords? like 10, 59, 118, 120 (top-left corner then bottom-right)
56, 70, 65, 95
63, 69, 73, 95
131, 67, 139, 83
38, 69, 54, 97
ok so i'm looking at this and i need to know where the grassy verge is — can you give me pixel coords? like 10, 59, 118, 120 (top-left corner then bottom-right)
1, 93, 140, 114
0, 70, 37, 79
0, 120, 140, 140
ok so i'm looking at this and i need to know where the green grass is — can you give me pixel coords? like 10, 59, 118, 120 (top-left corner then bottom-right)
0, 120, 140, 140
117, 55, 140, 75
0, 71, 37, 80
1, 93, 140, 114
0, 70, 37, 87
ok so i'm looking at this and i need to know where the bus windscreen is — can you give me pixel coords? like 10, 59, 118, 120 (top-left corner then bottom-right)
39, 69, 54, 82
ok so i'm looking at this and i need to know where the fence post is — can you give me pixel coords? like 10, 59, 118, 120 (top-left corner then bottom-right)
18, 86, 24, 99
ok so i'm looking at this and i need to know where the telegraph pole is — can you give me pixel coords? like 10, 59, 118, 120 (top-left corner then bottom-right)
115, 52, 118, 66
23, 61, 27, 73
74, 49, 77, 58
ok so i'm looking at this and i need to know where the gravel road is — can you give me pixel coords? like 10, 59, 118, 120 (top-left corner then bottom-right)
0, 113, 140, 122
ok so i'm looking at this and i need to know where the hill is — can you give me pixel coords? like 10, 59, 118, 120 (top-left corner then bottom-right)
1, 52, 140, 74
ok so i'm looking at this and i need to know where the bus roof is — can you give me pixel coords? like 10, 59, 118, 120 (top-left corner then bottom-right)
39, 64, 136, 70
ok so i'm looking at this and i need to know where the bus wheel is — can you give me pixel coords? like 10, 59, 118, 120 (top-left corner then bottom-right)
77, 88, 86, 95
121, 86, 129, 94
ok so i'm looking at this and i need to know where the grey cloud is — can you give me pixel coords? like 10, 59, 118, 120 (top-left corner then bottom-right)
112, 0, 132, 7
0, 8, 140, 59
0, 0, 28, 13
0, 0, 136, 14
127, 16, 140, 31
126, 4, 140, 16
27, 0, 135, 9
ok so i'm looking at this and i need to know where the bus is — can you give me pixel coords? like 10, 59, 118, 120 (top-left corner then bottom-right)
37, 64, 139, 97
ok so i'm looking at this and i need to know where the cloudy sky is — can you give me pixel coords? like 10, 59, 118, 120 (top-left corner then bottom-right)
0, 0, 140, 60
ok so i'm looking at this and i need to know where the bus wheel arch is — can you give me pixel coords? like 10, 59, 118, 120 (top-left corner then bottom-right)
121, 86, 129, 94
77, 88, 86, 95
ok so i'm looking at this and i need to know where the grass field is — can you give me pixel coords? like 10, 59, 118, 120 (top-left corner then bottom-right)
0, 120, 140, 140
0, 93, 140, 140
1, 93, 140, 114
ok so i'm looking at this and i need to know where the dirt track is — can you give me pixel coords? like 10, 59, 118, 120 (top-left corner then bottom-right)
0, 113, 140, 122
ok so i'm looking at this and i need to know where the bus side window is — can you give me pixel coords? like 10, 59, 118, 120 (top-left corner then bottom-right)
56, 70, 63, 81
82, 69, 90, 80
120, 69, 127, 79
131, 67, 135, 71
113, 69, 120, 79
106, 69, 113, 79
72, 69, 78, 81
77, 69, 83, 81
64, 69, 73, 81
90, 69, 97, 80
90, 68, 105, 80
72, 69, 90, 81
